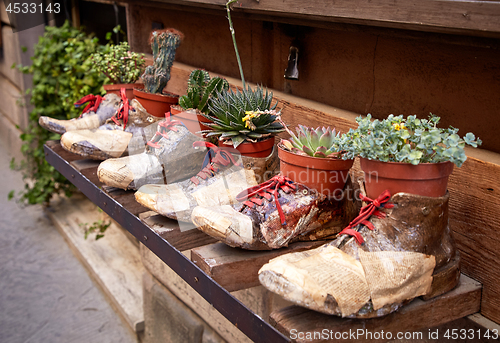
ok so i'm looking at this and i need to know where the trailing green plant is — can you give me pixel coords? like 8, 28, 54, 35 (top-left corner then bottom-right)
343, 114, 482, 167
11, 21, 107, 205
202, 85, 284, 147
279, 119, 346, 158
80, 218, 111, 240
91, 41, 145, 84
178, 69, 229, 114
142, 28, 183, 94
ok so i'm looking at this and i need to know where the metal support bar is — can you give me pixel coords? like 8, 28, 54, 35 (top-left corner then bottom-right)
44, 142, 290, 343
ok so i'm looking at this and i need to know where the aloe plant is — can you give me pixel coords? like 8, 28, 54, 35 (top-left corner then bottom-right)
202, 85, 284, 148
280, 122, 346, 158
178, 69, 229, 114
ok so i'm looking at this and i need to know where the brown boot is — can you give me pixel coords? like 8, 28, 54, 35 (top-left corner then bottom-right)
258, 189, 459, 318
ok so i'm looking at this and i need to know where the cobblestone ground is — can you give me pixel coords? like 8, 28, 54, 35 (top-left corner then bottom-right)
0, 140, 138, 343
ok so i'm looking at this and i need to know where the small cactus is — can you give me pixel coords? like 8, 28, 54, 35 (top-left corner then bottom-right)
142, 28, 184, 94
178, 69, 229, 114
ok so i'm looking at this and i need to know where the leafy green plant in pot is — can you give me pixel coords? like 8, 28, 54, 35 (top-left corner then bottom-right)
342, 114, 482, 198
278, 118, 354, 198
92, 41, 146, 100
200, 0, 284, 156
133, 28, 184, 117
170, 69, 229, 137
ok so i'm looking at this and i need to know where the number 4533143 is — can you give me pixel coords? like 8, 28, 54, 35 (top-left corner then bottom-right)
6, 2, 61, 14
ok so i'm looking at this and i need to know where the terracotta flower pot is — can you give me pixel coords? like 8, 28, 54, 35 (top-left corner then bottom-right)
233, 137, 275, 158
278, 144, 354, 198
133, 88, 179, 117
359, 157, 454, 199
103, 83, 144, 101
170, 106, 211, 138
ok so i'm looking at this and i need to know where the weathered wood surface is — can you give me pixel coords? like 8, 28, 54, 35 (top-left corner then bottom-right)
147, 0, 500, 37
70, 159, 102, 186
47, 194, 145, 333
191, 241, 330, 292
102, 185, 150, 216
139, 211, 218, 251
270, 274, 481, 343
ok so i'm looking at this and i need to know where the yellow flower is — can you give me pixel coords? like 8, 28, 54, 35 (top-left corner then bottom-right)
393, 123, 406, 131
242, 111, 260, 130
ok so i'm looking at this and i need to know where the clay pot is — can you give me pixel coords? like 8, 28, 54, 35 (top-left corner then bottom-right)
234, 137, 275, 158
170, 106, 211, 138
132, 88, 179, 117
103, 83, 143, 101
278, 144, 354, 198
359, 157, 454, 199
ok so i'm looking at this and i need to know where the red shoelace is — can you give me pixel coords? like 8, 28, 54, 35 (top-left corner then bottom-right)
74, 94, 102, 117
190, 142, 241, 185
146, 115, 183, 149
338, 189, 394, 244
111, 88, 130, 128
236, 175, 296, 226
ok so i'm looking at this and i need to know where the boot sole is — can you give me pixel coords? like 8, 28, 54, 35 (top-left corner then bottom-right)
422, 252, 461, 300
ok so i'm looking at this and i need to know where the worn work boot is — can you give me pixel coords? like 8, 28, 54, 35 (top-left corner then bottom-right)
39, 93, 122, 134
258, 188, 459, 318
97, 117, 208, 190
134, 142, 280, 223
60, 94, 163, 160
190, 174, 359, 250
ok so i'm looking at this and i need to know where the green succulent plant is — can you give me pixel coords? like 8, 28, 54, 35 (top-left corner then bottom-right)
202, 85, 284, 148
280, 122, 346, 158
142, 28, 183, 94
343, 114, 482, 167
178, 69, 229, 114
92, 41, 145, 84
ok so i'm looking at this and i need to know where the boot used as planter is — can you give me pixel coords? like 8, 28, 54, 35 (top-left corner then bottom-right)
190, 174, 360, 250
135, 141, 280, 223
259, 187, 460, 318
97, 117, 208, 191
60, 89, 162, 160
39, 93, 122, 135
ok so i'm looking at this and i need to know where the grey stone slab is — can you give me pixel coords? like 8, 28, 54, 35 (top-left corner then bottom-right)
0, 140, 137, 343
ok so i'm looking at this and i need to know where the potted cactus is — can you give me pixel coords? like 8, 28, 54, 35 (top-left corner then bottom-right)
342, 114, 482, 198
133, 28, 184, 117
278, 119, 354, 197
202, 85, 284, 157
92, 41, 146, 100
170, 69, 229, 137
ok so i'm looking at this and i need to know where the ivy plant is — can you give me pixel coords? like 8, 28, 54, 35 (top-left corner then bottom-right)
342, 114, 482, 167
11, 21, 107, 205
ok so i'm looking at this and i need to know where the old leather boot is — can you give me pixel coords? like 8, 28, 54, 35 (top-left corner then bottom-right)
60, 93, 163, 160
39, 93, 122, 134
97, 117, 208, 190
134, 142, 279, 223
191, 175, 358, 250
258, 189, 459, 318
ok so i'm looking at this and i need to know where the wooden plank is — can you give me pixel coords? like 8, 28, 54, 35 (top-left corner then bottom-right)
148, 0, 500, 37
269, 274, 481, 343
0, 74, 27, 129
139, 211, 218, 251
45, 140, 84, 162
102, 185, 150, 216
47, 194, 145, 333
191, 241, 329, 292
70, 159, 102, 186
